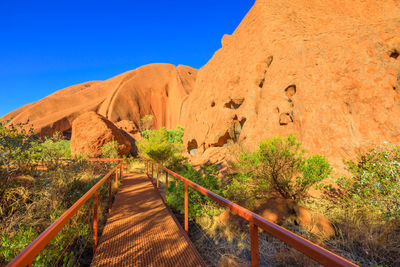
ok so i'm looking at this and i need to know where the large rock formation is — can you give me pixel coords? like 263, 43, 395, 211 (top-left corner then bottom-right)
181, 0, 400, 170
1, 63, 197, 137
70, 112, 131, 157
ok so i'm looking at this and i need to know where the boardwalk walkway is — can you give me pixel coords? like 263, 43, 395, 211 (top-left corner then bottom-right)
91, 173, 205, 267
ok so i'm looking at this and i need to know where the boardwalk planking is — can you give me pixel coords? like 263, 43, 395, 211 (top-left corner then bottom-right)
91, 173, 206, 267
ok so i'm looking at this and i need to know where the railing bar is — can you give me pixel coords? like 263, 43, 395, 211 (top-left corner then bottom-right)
93, 190, 98, 255
156, 164, 159, 189
250, 222, 259, 267
120, 162, 123, 179
115, 169, 118, 192
156, 163, 357, 267
165, 171, 169, 196
184, 182, 189, 233
108, 177, 112, 215
7, 166, 118, 267
7, 158, 357, 267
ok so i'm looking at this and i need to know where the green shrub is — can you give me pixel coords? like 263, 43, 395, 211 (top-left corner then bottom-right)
229, 135, 332, 202
101, 140, 119, 159
166, 164, 224, 218
167, 126, 184, 143
0, 122, 110, 265
0, 225, 37, 263
137, 126, 186, 170
140, 114, 154, 131
40, 132, 71, 159
338, 143, 400, 220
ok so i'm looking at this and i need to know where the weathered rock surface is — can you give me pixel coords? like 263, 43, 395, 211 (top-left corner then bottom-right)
115, 120, 139, 135
181, 0, 400, 171
294, 206, 335, 239
2, 64, 197, 138
218, 197, 334, 239
115, 120, 139, 156
255, 197, 295, 225
70, 112, 131, 157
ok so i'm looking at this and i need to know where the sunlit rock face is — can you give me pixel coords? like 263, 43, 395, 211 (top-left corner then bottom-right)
181, 0, 400, 170
2, 63, 197, 138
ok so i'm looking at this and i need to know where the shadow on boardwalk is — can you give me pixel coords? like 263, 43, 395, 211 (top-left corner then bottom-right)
91, 173, 205, 267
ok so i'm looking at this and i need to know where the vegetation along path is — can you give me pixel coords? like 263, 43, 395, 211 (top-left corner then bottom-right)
90, 172, 206, 267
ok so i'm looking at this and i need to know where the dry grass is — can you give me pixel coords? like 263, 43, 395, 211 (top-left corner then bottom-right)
0, 160, 111, 266
299, 197, 400, 266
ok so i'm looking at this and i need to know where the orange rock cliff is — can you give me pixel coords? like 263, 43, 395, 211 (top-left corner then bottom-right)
2, 0, 400, 170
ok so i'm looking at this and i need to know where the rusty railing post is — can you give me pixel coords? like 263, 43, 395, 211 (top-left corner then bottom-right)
108, 177, 112, 214
120, 161, 123, 179
165, 171, 168, 195
151, 162, 154, 180
115, 168, 118, 192
250, 222, 259, 267
184, 182, 189, 234
156, 164, 159, 188
146, 160, 149, 176
93, 190, 98, 255
125, 159, 128, 172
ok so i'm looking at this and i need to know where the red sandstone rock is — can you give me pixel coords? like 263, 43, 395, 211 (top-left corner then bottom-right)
115, 120, 139, 135
115, 120, 139, 156
294, 206, 335, 239
1, 64, 197, 138
181, 0, 400, 172
70, 112, 131, 157
255, 198, 295, 225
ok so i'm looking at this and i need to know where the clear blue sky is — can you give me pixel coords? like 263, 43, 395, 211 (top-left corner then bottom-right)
0, 0, 254, 117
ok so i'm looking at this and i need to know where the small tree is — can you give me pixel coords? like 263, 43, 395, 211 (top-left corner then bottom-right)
166, 164, 223, 218
231, 135, 332, 202
338, 143, 400, 220
137, 126, 185, 170
0, 121, 39, 204
101, 140, 119, 159
140, 115, 154, 132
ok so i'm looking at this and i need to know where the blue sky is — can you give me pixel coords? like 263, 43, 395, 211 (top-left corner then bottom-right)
0, 0, 254, 117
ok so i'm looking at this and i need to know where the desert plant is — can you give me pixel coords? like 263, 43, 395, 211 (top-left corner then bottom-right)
166, 164, 224, 218
338, 143, 400, 220
137, 126, 186, 170
101, 140, 120, 159
0, 121, 111, 265
229, 135, 332, 202
140, 114, 154, 132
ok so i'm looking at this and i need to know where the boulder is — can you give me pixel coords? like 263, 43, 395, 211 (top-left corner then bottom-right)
294, 206, 335, 239
115, 120, 139, 156
2, 64, 197, 138
70, 112, 131, 157
115, 120, 139, 134
181, 0, 400, 172
255, 197, 295, 225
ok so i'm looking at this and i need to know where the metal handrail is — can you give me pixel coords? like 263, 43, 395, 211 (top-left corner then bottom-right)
137, 159, 357, 267
6, 159, 124, 267
8, 157, 357, 267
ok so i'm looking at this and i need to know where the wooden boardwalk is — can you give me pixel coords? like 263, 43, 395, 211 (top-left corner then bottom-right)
91, 173, 205, 267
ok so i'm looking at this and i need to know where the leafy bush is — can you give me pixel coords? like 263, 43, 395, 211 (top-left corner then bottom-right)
228, 135, 332, 202
166, 164, 224, 218
140, 114, 154, 131
0, 225, 37, 263
0, 122, 111, 265
167, 126, 184, 143
101, 140, 120, 159
40, 132, 71, 159
137, 126, 186, 170
338, 143, 400, 220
